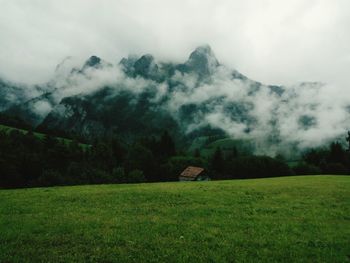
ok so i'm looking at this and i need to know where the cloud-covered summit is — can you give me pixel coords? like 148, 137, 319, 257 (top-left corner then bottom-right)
1, 0, 349, 91
184, 45, 219, 77
1, 44, 348, 158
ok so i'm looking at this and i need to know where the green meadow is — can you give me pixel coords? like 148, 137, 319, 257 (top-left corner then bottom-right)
0, 124, 90, 150
0, 176, 349, 262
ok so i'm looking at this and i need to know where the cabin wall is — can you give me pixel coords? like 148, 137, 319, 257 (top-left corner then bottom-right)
196, 175, 210, 181
179, 176, 195, 181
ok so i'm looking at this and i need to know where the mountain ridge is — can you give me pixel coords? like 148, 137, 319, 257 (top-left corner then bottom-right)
0, 45, 340, 157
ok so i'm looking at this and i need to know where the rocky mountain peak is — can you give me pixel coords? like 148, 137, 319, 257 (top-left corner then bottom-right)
133, 54, 158, 78
185, 45, 219, 76
83, 56, 102, 69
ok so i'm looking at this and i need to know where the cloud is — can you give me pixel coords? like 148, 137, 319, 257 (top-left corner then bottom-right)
33, 100, 52, 118
1, 0, 350, 156
158, 64, 350, 155
0, 0, 349, 88
12, 49, 349, 157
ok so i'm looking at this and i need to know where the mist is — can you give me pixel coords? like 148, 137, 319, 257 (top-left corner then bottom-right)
1, 0, 350, 156
0, 0, 349, 88
23, 48, 349, 157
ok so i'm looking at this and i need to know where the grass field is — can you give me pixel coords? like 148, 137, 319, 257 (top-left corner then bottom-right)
0, 124, 90, 150
0, 176, 349, 262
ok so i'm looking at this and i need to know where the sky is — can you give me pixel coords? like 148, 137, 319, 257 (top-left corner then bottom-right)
0, 0, 349, 87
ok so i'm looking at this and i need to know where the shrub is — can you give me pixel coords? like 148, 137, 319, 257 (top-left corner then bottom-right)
36, 169, 63, 187
225, 156, 293, 179
128, 170, 145, 183
324, 162, 349, 175
112, 167, 126, 183
293, 163, 322, 175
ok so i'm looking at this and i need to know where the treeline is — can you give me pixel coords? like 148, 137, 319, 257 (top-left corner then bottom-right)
209, 148, 293, 179
0, 123, 349, 189
0, 112, 88, 143
208, 140, 350, 180
295, 142, 350, 175
0, 129, 177, 188
0, 127, 294, 189
0, 113, 32, 130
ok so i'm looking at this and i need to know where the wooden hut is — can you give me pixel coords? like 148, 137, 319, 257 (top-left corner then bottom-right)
179, 166, 208, 181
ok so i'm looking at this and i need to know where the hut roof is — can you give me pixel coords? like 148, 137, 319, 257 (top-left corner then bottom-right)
180, 166, 204, 179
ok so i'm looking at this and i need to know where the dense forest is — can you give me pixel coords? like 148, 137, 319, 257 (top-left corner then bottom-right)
0, 113, 349, 189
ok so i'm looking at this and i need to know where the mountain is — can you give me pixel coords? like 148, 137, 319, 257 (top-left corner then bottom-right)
0, 78, 44, 112
0, 79, 25, 112
37, 45, 277, 140
183, 45, 219, 76
0, 45, 337, 156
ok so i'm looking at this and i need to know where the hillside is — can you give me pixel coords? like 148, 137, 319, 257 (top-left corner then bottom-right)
0, 124, 90, 150
1, 45, 340, 159
0, 176, 349, 262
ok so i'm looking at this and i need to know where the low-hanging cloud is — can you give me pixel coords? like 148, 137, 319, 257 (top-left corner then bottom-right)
1, 0, 350, 156
162, 65, 350, 155
8, 49, 350, 157
0, 0, 349, 89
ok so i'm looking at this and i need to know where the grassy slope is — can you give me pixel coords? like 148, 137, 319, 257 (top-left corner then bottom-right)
0, 124, 90, 150
189, 137, 254, 157
0, 176, 349, 262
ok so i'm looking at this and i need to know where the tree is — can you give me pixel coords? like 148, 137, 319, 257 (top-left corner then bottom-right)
128, 170, 145, 183
112, 167, 126, 183
37, 169, 63, 187
0, 159, 24, 188
346, 131, 350, 152
293, 162, 322, 175
44, 134, 58, 148
211, 147, 224, 178
226, 147, 238, 161
328, 142, 345, 164
111, 138, 126, 163
226, 156, 293, 179
126, 143, 157, 181
303, 148, 328, 167
194, 148, 201, 158
90, 142, 116, 172
159, 131, 176, 158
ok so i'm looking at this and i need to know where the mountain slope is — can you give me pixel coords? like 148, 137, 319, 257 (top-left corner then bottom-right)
38, 46, 286, 140
0, 45, 345, 156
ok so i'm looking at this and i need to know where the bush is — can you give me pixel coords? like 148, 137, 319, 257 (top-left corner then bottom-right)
36, 170, 63, 187
0, 160, 24, 188
224, 156, 293, 179
128, 170, 145, 183
293, 163, 322, 175
90, 169, 114, 184
112, 167, 126, 183
324, 162, 349, 175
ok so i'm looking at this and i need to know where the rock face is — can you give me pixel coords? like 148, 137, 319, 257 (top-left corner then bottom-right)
184, 45, 219, 76
0, 79, 42, 112
84, 56, 101, 68
0, 45, 331, 153
80, 55, 112, 72
134, 55, 158, 78
35, 46, 291, 143
39, 87, 180, 139
0, 79, 24, 112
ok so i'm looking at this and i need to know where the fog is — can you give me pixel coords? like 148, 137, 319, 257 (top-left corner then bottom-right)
0, 0, 349, 88
31, 48, 350, 156
1, 0, 350, 155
